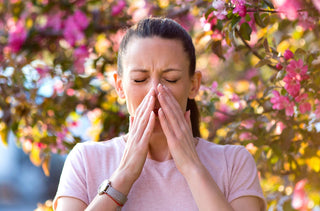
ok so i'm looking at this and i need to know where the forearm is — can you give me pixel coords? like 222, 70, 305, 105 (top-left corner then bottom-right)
184, 164, 234, 211
86, 171, 134, 211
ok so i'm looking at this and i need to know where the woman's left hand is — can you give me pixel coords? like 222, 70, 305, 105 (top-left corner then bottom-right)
157, 83, 202, 176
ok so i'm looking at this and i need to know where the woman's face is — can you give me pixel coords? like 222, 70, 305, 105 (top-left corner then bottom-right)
115, 36, 200, 120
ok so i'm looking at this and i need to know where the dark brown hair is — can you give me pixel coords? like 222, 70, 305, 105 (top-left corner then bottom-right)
117, 17, 200, 137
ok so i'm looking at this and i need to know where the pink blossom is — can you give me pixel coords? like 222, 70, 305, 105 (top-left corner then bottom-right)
273, 0, 302, 20
110, 30, 126, 52
239, 132, 257, 141
315, 99, 320, 119
275, 121, 286, 135
270, 90, 286, 110
298, 12, 316, 30
244, 68, 258, 80
63, 16, 85, 46
53, 128, 68, 153
45, 11, 64, 31
312, 0, 320, 13
7, 20, 27, 53
232, 0, 247, 17
111, 0, 126, 16
283, 74, 300, 97
200, 13, 218, 32
295, 93, 311, 114
286, 59, 309, 81
212, 0, 228, 20
241, 119, 255, 129
270, 90, 295, 116
73, 10, 89, 30
35, 142, 46, 149
215, 103, 231, 122
211, 81, 224, 97
276, 63, 283, 70
284, 49, 294, 60
63, 10, 89, 46
74, 46, 89, 74
66, 88, 75, 96
292, 179, 309, 211
35, 66, 50, 79
53, 79, 64, 94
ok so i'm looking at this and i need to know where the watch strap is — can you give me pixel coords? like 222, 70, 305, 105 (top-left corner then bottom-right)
105, 184, 128, 206
99, 179, 127, 206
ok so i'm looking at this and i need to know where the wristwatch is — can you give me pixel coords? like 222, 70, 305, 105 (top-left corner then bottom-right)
98, 179, 128, 206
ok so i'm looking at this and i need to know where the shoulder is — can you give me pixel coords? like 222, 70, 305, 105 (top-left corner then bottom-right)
196, 138, 256, 172
67, 136, 125, 162
197, 138, 249, 159
73, 136, 124, 153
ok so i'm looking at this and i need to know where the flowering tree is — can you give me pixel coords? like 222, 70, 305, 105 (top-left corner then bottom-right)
1, 0, 320, 210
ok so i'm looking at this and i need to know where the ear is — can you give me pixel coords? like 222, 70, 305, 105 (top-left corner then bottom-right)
188, 71, 202, 99
113, 72, 126, 99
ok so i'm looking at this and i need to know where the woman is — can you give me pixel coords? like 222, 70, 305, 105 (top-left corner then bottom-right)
54, 17, 265, 211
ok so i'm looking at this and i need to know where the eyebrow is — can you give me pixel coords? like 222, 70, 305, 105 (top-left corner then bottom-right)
130, 68, 183, 73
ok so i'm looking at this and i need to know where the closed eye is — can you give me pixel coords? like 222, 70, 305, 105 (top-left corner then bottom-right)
134, 79, 147, 83
165, 79, 178, 83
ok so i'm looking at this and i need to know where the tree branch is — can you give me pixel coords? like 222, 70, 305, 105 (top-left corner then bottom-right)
235, 28, 277, 71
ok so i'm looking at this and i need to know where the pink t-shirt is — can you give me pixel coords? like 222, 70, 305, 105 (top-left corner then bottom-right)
53, 137, 265, 210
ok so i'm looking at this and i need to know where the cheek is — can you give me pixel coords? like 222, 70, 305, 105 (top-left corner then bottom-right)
124, 85, 148, 115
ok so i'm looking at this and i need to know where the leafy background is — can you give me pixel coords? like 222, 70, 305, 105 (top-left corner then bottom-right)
1, 0, 320, 210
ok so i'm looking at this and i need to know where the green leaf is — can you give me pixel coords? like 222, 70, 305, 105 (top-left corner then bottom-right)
254, 12, 266, 28
205, 7, 216, 20
231, 16, 241, 28
239, 22, 252, 41
211, 40, 225, 60
263, 0, 275, 9
245, 13, 251, 22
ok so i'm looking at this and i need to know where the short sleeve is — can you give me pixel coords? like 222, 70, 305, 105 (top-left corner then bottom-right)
53, 144, 88, 210
226, 146, 266, 208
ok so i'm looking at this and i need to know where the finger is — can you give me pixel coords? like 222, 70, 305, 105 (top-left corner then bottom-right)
129, 116, 134, 131
159, 84, 184, 116
184, 110, 192, 130
157, 85, 185, 130
132, 93, 155, 140
131, 88, 154, 130
140, 111, 156, 145
134, 88, 155, 119
158, 108, 175, 140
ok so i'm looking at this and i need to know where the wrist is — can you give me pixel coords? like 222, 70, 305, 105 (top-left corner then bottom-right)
182, 162, 208, 182
109, 169, 136, 196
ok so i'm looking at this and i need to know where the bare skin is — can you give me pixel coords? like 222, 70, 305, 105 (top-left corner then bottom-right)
55, 37, 265, 211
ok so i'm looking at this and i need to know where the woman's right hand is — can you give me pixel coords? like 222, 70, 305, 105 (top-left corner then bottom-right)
109, 88, 156, 195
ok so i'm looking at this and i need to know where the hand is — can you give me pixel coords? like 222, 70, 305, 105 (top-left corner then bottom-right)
157, 84, 201, 176
110, 88, 156, 194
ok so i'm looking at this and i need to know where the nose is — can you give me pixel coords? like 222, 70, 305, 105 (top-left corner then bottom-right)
151, 79, 160, 95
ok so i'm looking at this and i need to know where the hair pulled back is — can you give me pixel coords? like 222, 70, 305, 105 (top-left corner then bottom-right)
117, 17, 200, 137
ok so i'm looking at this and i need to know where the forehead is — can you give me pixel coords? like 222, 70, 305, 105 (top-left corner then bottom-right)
122, 36, 189, 74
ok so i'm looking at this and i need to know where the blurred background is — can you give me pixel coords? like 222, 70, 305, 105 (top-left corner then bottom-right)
0, 133, 64, 211
1, 0, 320, 210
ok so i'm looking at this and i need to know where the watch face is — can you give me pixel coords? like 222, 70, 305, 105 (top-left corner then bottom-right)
98, 179, 110, 195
